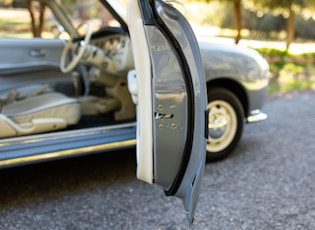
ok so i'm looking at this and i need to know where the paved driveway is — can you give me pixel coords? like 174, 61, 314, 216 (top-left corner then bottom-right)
198, 90, 315, 229
0, 90, 315, 229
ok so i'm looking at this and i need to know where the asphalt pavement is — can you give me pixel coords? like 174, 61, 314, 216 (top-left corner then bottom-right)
0, 90, 315, 229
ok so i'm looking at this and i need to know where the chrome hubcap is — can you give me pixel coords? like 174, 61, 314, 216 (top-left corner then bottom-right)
208, 113, 228, 139
207, 100, 237, 152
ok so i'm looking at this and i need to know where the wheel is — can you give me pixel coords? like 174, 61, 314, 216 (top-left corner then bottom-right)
206, 87, 244, 162
60, 21, 92, 73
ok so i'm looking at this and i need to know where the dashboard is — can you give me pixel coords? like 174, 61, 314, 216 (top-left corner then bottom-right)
88, 33, 134, 76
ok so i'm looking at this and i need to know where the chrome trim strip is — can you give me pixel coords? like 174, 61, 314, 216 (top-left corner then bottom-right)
0, 122, 136, 147
0, 139, 136, 168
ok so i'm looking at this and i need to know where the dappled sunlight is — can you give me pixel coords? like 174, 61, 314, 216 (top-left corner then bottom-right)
2, 1, 315, 95
0, 8, 58, 38
276, 67, 315, 92
195, 24, 315, 55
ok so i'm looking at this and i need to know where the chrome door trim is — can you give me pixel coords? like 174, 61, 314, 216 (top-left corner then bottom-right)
0, 139, 136, 168
0, 122, 136, 146
0, 122, 137, 168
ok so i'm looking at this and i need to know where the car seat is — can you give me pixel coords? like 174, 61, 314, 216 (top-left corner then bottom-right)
0, 91, 81, 138
0, 84, 51, 105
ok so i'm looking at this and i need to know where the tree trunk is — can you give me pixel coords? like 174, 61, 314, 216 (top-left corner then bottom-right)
233, 1, 241, 44
286, 6, 295, 51
26, 1, 46, 38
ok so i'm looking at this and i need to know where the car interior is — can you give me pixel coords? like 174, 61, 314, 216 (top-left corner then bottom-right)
0, 0, 136, 138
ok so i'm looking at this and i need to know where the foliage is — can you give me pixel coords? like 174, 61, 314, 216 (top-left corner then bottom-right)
190, 0, 315, 49
255, 48, 315, 92
295, 17, 315, 39
189, 0, 242, 43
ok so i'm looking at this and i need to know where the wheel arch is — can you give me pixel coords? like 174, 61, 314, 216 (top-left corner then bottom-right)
206, 78, 248, 117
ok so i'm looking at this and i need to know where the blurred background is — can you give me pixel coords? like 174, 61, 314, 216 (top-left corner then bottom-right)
1, 0, 315, 93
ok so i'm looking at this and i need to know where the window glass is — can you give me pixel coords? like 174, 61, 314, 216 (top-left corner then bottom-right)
61, 0, 120, 34
0, 1, 58, 38
0, 0, 120, 39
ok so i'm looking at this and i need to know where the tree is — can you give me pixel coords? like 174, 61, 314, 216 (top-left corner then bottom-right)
231, 0, 242, 44
26, 0, 46, 37
249, 0, 309, 50
25, 0, 81, 38
191, 0, 243, 44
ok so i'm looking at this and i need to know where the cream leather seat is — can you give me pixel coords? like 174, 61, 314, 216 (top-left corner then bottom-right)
0, 92, 81, 138
0, 84, 51, 104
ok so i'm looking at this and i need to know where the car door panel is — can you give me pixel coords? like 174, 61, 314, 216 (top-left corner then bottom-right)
128, 0, 207, 224
0, 38, 73, 92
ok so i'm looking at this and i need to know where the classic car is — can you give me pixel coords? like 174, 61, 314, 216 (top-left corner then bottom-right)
0, 0, 269, 164
0, 0, 268, 223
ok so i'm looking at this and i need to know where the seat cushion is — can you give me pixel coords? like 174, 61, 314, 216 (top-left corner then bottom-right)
2, 93, 81, 125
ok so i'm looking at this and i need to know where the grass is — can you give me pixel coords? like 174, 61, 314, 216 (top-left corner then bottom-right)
255, 48, 315, 93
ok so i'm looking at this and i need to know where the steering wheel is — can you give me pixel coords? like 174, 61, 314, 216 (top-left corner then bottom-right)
60, 22, 92, 73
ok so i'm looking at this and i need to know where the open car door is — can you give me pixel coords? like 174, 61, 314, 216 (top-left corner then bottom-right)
127, 0, 207, 224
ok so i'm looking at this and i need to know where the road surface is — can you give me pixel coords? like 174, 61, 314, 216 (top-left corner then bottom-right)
0, 90, 315, 229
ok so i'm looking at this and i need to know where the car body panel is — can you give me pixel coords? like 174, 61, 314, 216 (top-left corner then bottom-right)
199, 42, 269, 117
128, 0, 207, 223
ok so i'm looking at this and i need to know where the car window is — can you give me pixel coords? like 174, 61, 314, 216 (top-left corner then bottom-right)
0, 0, 121, 39
61, 0, 120, 34
0, 1, 59, 39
